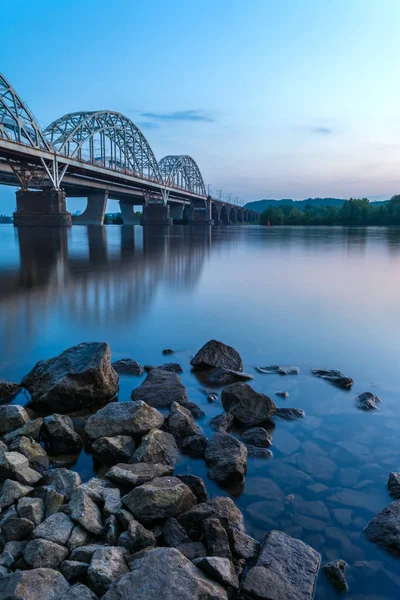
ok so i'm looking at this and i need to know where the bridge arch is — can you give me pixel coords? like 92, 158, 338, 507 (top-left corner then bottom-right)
0, 73, 50, 150
211, 201, 219, 223
237, 208, 243, 222
44, 111, 162, 183
220, 204, 229, 224
243, 210, 249, 222
229, 206, 236, 223
159, 155, 206, 196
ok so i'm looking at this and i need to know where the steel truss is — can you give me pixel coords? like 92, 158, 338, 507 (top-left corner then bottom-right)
158, 155, 206, 196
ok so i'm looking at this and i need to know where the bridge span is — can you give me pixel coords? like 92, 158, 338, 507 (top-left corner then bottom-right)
0, 73, 258, 227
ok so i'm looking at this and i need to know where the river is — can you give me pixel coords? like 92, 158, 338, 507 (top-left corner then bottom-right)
1, 223, 400, 598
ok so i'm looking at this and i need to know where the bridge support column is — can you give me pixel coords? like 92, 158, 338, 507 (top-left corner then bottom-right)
13, 189, 72, 227
141, 203, 172, 226
73, 191, 108, 225
119, 202, 139, 225
188, 198, 213, 225
169, 204, 185, 222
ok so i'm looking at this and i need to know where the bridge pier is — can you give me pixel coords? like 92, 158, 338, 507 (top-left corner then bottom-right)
141, 203, 172, 226
73, 191, 108, 225
119, 201, 139, 225
13, 189, 72, 227
169, 204, 185, 222
188, 198, 213, 225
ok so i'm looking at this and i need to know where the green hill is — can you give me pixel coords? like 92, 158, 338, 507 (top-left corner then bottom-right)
244, 198, 347, 213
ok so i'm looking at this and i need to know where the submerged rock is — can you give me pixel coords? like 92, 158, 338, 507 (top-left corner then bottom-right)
222, 383, 276, 426
205, 431, 247, 485
274, 407, 305, 420
355, 392, 381, 411
256, 365, 300, 375
323, 559, 348, 592
21, 342, 119, 411
311, 369, 353, 388
112, 358, 144, 376
144, 363, 183, 374
85, 401, 164, 440
388, 472, 400, 499
190, 339, 243, 372
131, 369, 188, 407
365, 500, 400, 555
199, 368, 253, 386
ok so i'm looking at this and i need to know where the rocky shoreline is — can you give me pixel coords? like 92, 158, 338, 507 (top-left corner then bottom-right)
0, 339, 398, 599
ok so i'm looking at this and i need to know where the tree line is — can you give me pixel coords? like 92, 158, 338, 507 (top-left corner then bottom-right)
259, 196, 400, 226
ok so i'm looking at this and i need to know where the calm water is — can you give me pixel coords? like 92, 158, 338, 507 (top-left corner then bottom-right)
1, 222, 400, 598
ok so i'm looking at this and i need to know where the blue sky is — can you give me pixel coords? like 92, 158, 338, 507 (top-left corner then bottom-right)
2, 0, 400, 213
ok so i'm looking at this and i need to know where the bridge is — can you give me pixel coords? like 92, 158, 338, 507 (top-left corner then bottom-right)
0, 73, 258, 227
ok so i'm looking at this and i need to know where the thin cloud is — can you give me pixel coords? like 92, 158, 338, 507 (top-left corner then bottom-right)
136, 121, 160, 130
140, 109, 214, 123
311, 126, 333, 134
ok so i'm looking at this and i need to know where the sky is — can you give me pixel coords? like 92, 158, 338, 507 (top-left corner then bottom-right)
2, 0, 400, 213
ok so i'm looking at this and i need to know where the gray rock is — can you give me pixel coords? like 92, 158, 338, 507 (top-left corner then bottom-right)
44, 468, 82, 501
85, 401, 164, 440
205, 431, 247, 485
176, 474, 208, 503
112, 358, 144, 376
203, 517, 232, 559
102, 547, 228, 600
43, 414, 83, 454
169, 402, 203, 442
177, 497, 245, 538
131, 369, 188, 407
190, 339, 243, 372
276, 390, 289, 398
163, 517, 190, 547
68, 525, 91, 552
209, 412, 234, 432
122, 476, 197, 524
311, 368, 353, 388
3, 540, 27, 560
246, 445, 273, 458
70, 544, 105, 563
199, 368, 253, 386
0, 451, 42, 485
328, 488, 382, 513
365, 500, 400, 555
274, 407, 305, 420
24, 538, 68, 569
221, 383, 276, 426
185, 401, 206, 419
241, 530, 321, 600
145, 363, 183, 374
180, 434, 208, 457
230, 527, 260, 560
388, 472, 400, 499
241, 427, 272, 447
0, 405, 29, 436
44, 488, 64, 518
60, 560, 89, 581
80, 477, 114, 502
104, 515, 119, 545
0, 568, 70, 600
106, 462, 173, 487
0, 380, 19, 401
103, 488, 122, 516
0, 479, 33, 510
131, 428, 179, 467
176, 541, 207, 560
69, 489, 103, 536
63, 583, 97, 600
92, 435, 136, 465
0, 510, 34, 542
323, 559, 348, 592
87, 546, 129, 595
193, 556, 239, 591
118, 518, 155, 553
8, 436, 49, 472
17, 497, 44, 526
256, 365, 300, 375
3, 418, 43, 443
21, 342, 119, 411
33, 512, 74, 545
355, 392, 381, 411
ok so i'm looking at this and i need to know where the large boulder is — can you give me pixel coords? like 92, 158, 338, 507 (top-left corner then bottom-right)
221, 383, 276, 427
43, 414, 83, 454
4, 418, 43, 443
106, 462, 173, 487
131, 429, 179, 467
205, 431, 247, 485
33, 512, 74, 545
365, 500, 400, 555
112, 358, 144, 376
118, 518, 156, 553
21, 342, 119, 411
87, 547, 129, 595
0, 568, 70, 600
85, 401, 164, 440
122, 476, 197, 525
23, 539, 68, 569
131, 369, 188, 407
190, 339, 243, 372
241, 530, 321, 600
102, 547, 228, 600
193, 557, 239, 592
0, 405, 29, 436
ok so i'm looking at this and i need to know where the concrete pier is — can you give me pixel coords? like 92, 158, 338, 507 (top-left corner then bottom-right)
141, 204, 172, 226
13, 189, 72, 227
119, 201, 139, 225
73, 191, 108, 225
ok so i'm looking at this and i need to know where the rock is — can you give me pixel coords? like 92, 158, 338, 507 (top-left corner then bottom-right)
0, 568, 70, 600
21, 342, 119, 411
122, 476, 197, 524
177, 497, 245, 538
209, 413, 234, 432
388, 472, 400, 499
355, 391, 381, 411
199, 368, 253, 386
246, 445, 273, 458
190, 339, 243, 372
3, 418, 43, 443
102, 547, 228, 600
203, 517, 232, 559
24, 538, 68, 569
0, 380, 19, 401
169, 402, 203, 442
0, 480, 33, 510
311, 369, 353, 388
162, 348, 175, 355
0, 405, 29, 436
0, 451, 42, 485
63, 583, 97, 599
3, 540, 27, 560
43, 414, 83, 455
119, 519, 156, 553
185, 401, 206, 419
193, 556, 239, 591
323, 559, 348, 592
69, 489, 103, 536
8, 436, 49, 472
328, 488, 382, 512
221, 383, 276, 426
70, 544, 104, 563
17, 497, 44, 526
92, 435, 136, 465
365, 500, 400, 555
176, 475, 208, 503
180, 434, 208, 457
230, 527, 260, 560
241, 530, 321, 600
207, 392, 218, 402
60, 560, 89, 581
0, 508, 35, 542
44, 468, 82, 501
85, 401, 164, 440
163, 517, 190, 547
256, 365, 300, 375
276, 391, 289, 398
131, 429, 179, 467
104, 515, 119, 545
87, 546, 129, 595
131, 369, 188, 407
33, 511, 74, 545
241, 427, 271, 447
44, 488, 64, 518
106, 462, 173, 487
79, 477, 114, 503
145, 362, 183, 374
176, 541, 207, 560
112, 359, 144, 376
103, 488, 122, 516
274, 407, 305, 420
0, 550, 14, 568
205, 431, 247, 485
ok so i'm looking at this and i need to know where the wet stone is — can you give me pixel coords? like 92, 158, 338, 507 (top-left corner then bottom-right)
221, 382, 276, 427
131, 429, 179, 467
205, 431, 247, 485
256, 365, 300, 375
92, 435, 136, 465
60, 560, 89, 582
176, 474, 208, 503
274, 407, 305, 420
323, 559, 349, 592
190, 339, 243, 371
87, 546, 129, 595
355, 391, 381, 411
112, 358, 144, 376
311, 368, 353, 388
193, 556, 239, 591
85, 401, 164, 440
44, 468, 82, 501
209, 412, 234, 432
131, 369, 188, 407
43, 414, 83, 454
365, 500, 400, 555
388, 472, 400, 499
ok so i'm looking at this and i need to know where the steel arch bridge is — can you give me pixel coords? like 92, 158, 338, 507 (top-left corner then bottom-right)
158, 155, 206, 197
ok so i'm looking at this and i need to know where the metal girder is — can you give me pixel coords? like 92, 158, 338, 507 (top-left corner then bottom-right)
158, 155, 206, 196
